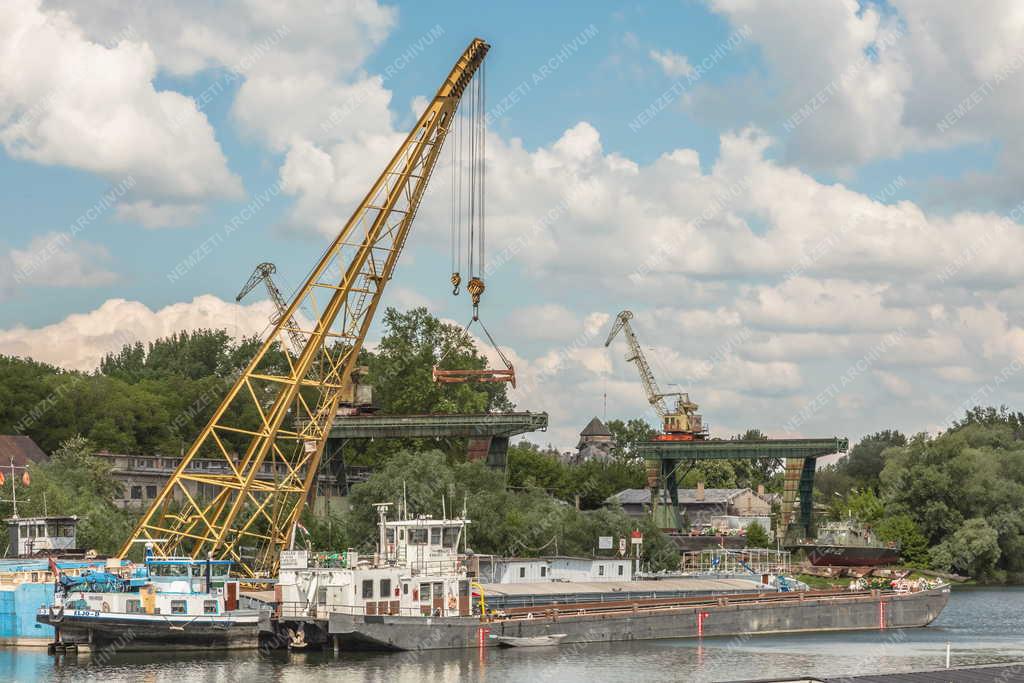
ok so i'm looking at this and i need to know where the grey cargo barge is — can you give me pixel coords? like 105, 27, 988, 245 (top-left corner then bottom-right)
327, 586, 949, 651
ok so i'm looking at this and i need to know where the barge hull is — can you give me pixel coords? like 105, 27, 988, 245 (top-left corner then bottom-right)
37, 611, 268, 651
328, 587, 949, 651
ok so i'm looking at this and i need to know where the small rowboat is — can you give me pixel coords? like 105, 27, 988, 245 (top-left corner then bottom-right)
492, 633, 567, 647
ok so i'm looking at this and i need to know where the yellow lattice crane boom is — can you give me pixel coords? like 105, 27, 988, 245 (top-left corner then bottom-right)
118, 38, 490, 577
605, 310, 704, 438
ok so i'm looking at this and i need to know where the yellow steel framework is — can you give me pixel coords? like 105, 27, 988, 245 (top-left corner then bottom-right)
118, 38, 491, 577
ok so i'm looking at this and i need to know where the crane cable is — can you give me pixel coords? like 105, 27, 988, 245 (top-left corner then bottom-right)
438, 62, 512, 376
450, 63, 488, 317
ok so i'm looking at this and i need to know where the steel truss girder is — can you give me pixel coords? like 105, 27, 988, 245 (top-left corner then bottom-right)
118, 39, 491, 577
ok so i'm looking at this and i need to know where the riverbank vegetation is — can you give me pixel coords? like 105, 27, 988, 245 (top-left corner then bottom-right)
0, 308, 1021, 580
817, 409, 1024, 583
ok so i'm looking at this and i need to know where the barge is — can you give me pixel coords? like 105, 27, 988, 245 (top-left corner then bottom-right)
328, 584, 949, 651
273, 502, 947, 652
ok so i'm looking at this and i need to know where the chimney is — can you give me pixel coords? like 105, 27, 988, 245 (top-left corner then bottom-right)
696, 481, 705, 501
757, 484, 765, 497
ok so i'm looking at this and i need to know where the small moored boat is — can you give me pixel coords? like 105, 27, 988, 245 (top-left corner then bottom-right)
492, 633, 567, 647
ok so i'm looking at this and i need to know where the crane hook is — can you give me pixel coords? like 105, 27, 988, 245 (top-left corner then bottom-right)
467, 277, 485, 320
451, 272, 462, 296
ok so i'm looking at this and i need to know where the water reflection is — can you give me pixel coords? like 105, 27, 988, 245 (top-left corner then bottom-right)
3, 588, 1021, 683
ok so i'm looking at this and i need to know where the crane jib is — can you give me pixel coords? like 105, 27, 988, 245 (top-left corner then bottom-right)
117, 39, 491, 578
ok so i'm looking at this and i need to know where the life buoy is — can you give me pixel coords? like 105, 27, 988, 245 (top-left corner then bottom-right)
413, 589, 419, 601
394, 587, 400, 597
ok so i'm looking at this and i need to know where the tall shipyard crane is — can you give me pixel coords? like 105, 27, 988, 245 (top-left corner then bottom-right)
604, 310, 706, 440
118, 38, 491, 577
235, 262, 305, 355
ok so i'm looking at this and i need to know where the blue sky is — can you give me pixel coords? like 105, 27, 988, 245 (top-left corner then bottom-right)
3, 0, 1024, 449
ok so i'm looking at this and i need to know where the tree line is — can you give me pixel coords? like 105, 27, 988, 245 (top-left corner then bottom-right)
1, 307, 1021, 581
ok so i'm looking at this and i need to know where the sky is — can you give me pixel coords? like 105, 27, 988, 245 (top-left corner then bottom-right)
3, 0, 1024, 451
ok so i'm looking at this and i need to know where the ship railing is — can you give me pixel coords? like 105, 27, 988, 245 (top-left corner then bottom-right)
276, 601, 462, 619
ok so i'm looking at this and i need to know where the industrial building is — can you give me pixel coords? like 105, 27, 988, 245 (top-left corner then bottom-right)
606, 484, 772, 527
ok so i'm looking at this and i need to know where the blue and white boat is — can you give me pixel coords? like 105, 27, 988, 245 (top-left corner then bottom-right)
37, 544, 271, 651
0, 515, 113, 647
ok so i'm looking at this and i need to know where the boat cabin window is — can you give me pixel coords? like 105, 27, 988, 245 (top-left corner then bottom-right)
362, 580, 374, 599
317, 587, 327, 605
540, 566, 546, 578
399, 529, 405, 541
126, 599, 143, 614
618, 565, 624, 576
170, 600, 187, 614
37, 524, 46, 537
47, 524, 58, 537
402, 583, 409, 595
380, 579, 391, 597
598, 565, 605, 576
386, 528, 396, 544
442, 527, 460, 548
203, 600, 217, 614
420, 583, 431, 602
409, 528, 428, 545
430, 527, 441, 545
150, 562, 189, 577
519, 567, 525, 578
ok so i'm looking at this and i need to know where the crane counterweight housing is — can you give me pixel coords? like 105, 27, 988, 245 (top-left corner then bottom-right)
118, 38, 491, 577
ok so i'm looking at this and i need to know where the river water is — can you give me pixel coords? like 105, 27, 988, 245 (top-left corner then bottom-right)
3, 588, 1022, 682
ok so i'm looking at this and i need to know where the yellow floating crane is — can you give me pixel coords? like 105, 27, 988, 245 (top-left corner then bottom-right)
118, 39, 491, 577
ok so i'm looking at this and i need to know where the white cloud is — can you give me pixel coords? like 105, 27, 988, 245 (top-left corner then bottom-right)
737, 278, 917, 332
934, 365, 982, 384
0, 295, 277, 371
649, 49, 694, 78
505, 304, 589, 341
876, 369, 914, 398
703, 0, 1024, 198
115, 201, 205, 229
0, 0, 241, 203
43, 0, 402, 230
5, 232, 116, 292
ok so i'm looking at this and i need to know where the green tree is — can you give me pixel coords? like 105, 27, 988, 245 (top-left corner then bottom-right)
367, 307, 512, 415
829, 488, 885, 526
845, 430, 906, 488
929, 517, 1001, 580
12, 435, 136, 554
744, 521, 771, 548
731, 429, 781, 486
507, 442, 567, 493
566, 458, 645, 509
875, 514, 928, 566
606, 418, 656, 461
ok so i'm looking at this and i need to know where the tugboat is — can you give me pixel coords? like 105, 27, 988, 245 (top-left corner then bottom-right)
37, 543, 271, 651
0, 515, 115, 647
789, 520, 900, 567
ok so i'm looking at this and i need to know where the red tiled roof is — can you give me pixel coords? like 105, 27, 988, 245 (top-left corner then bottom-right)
0, 435, 48, 467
